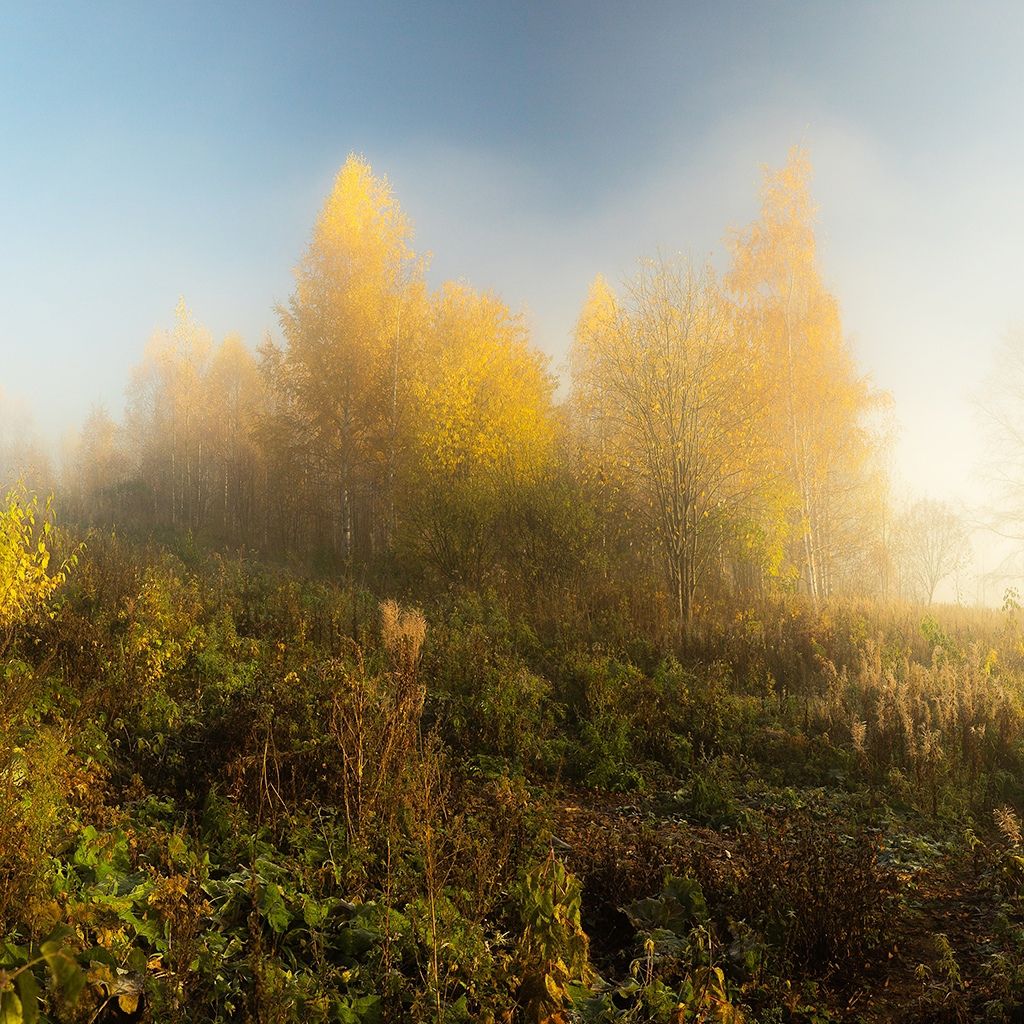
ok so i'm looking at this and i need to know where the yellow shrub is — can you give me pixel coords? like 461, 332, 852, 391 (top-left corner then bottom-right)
0, 490, 76, 651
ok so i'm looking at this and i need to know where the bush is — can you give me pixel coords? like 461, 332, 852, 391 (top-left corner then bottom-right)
731, 814, 899, 973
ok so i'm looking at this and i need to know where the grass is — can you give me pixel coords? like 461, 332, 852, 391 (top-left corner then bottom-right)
2, 525, 1024, 1021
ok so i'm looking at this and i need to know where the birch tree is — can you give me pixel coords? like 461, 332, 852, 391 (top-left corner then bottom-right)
403, 282, 555, 583
571, 258, 765, 626
278, 154, 424, 562
896, 499, 970, 603
727, 147, 877, 601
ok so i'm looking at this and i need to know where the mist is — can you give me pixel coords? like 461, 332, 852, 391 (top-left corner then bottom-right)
5, 5, 1024, 608
12, 7, 1024, 1022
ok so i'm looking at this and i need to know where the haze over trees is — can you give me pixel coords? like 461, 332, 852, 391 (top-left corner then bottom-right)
10, 146, 1024, 1023
571, 260, 767, 625
57, 147, 901, 625
895, 498, 970, 603
980, 329, 1024, 545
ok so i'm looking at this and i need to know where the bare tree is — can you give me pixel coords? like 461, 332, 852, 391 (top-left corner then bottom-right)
571, 258, 766, 627
895, 499, 970, 604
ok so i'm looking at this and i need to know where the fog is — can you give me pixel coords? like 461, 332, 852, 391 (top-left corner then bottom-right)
4, 2, 1024, 603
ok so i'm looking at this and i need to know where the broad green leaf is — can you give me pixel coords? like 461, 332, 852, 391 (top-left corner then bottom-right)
14, 971, 38, 1024
0, 990, 22, 1024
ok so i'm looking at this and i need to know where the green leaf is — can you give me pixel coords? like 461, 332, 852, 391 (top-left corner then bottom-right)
40, 942, 85, 1007
14, 971, 38, 1024
625, 875, 708, 937
302, 896, 328, 929
335, 926, 379, 959
335, 994, 381, 1024
0, 941, 28, 968
81, 947, 118, 969
0, 990, 22, 1024
258, 882, 291, 935
663, 875, 709, 925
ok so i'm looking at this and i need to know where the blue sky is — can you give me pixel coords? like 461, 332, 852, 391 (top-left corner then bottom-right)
4, 1, 1024, 522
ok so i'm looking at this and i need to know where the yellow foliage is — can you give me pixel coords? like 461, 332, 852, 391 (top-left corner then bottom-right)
287, 153, 424, 388
570, 258, 766, 622
302, 154, 413, 305
413, 282, 555, 482
0, 490, 74, 646
727, 146, 885, 599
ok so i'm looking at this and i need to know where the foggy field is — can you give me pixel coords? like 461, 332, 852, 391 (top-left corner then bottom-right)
7, 4, 1024, 1022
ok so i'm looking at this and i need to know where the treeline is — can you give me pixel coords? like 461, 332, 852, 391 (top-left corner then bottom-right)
59, 148, 893, 621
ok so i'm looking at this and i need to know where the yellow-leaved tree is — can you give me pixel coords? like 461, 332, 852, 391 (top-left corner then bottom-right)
64, 405, 127, 525
0, 491, 75, 655
571, 258, 767, 626
569, 275, 636, 571
202, 333, 265, 538
727, 147, 882, 601
404, 282, 556, 583
126, 298, 214, 532
278, 154, 427, 561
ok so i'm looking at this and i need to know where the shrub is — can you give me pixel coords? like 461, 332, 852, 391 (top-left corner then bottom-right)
732, 814, 899, 973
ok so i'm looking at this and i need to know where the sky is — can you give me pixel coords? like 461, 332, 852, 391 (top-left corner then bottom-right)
4, 0, 1024, 543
